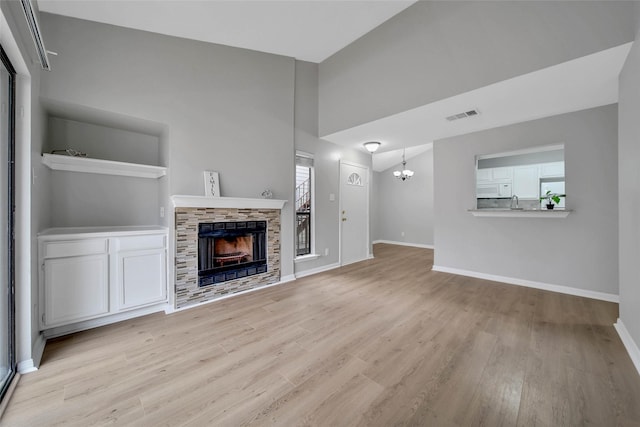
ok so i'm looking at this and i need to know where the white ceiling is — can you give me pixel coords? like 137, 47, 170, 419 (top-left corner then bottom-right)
325, 43, 632, 170
37, 0, 416, 63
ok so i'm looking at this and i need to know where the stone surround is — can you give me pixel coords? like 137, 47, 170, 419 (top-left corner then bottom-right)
175, 207, 281, 309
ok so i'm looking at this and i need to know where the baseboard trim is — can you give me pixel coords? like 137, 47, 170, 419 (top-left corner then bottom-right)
166, 276, 297, 313
431, 265, 619, 303
43, 303, 167, 339
295, 262, 341, 279
31, 333, 46, 370
373, 240, 434, 249
16, 333, 46, 374
17, 359, 36, 374
614, 319, 640, 376
280, 274, 296, 283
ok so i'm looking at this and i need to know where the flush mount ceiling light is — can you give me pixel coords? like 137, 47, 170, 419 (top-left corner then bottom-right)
363, 141, 381, 153
393, 149, 414, 181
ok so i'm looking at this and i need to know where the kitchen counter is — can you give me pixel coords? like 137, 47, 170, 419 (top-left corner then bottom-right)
468, 209, 571, 218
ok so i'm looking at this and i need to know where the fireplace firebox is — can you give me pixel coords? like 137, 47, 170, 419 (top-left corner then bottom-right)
198, 221, 267, 286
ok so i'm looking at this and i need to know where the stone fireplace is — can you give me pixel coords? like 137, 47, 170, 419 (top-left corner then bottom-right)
173, 196, 286, 309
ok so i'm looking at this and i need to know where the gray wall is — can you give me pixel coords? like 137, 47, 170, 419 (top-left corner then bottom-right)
46, 117, 162, 227
434, 105, 618, 295
39, 13, 296, 276
47, 117, 161, 166
294, 61, 372, 274
319, 1, 635, 136
618, 5, 640, 355
373, 148, 434, 246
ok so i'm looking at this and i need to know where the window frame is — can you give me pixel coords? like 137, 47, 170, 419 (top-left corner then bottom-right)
295, 151, 318, 262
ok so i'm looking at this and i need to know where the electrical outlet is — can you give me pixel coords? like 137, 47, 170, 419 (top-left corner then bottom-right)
324, 248, 329, 256
160, 207, 165, 218
401, 231, 405, 237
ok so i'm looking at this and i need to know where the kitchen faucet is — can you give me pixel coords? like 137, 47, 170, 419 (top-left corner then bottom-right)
510, 194, 519, 209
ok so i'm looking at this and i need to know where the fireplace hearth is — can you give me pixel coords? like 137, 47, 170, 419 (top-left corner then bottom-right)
198, 221, 267, 286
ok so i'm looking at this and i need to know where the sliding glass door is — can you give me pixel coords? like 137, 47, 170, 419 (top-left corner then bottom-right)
0, 45, 16, 400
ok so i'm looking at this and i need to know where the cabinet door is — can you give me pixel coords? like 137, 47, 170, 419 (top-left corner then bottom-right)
118, 249, 167, 310
476, 168, 491, 182
540, 162, 564, 178
492, 167, 513, 181
513, 166, 540, 199
43, 255, 109, 327
498, 183, 512, 197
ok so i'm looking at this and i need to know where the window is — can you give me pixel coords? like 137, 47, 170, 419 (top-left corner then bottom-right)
295, 152, 313, 257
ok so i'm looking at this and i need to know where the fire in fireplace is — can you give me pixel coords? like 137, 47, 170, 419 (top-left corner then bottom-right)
198, 221, 267, 286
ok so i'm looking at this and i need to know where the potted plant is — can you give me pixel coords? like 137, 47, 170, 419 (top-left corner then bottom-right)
540, 190, 565, 210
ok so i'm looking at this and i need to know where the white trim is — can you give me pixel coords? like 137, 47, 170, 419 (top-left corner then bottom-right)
1, 8, 36, 379
468, 209, 571, 218
295, 262, 341, 278
431, 265, 619, 303
280, 274, 296, 283
476, 143, 564, 161
294, 253, 320, 263
17, 359, 37, 374
171, 195, 286, 209
42, 303, 167, 339
31, 333, 46, 370
614, 319, 640, 376
16, 334, 47, 374
165, 275, 296, 313
341, 257, 371, 267
373, 240, 434, 249
41, 153, 167, 179
38, 225, 168, 239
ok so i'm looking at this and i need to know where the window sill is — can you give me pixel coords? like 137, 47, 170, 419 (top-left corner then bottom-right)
295, 254, 321, 263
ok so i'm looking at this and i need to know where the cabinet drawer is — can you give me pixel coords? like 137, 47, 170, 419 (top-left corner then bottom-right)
118, 234, 165, 252
43, 238, 108, 259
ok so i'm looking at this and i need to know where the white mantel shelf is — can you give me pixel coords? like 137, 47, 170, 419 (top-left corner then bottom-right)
469, 209, 572, 218
171, 195, 287, 210
42, 153, 167, 179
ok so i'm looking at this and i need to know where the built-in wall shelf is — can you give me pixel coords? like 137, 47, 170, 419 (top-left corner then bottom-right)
41, 153, 167, 179
468, 209, 572, 218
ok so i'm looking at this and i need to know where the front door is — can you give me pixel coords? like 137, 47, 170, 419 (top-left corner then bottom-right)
340, 161, 369, 265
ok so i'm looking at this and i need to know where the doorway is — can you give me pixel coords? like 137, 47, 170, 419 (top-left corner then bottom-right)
339, 161, 370, 265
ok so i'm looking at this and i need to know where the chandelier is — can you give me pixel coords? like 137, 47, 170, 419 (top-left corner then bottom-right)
393, 149, 414, 181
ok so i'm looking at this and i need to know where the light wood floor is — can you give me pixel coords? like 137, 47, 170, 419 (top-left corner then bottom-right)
3, 244, 640, 426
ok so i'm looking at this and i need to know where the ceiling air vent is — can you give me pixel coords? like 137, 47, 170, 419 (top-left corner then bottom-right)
446, 109, 480, 122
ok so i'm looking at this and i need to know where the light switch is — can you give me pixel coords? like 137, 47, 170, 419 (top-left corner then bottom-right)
329, 193, 335, 201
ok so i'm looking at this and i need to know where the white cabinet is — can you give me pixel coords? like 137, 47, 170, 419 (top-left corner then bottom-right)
512, 166, 540, 199
476, 182, 512, 198
116, 235, 167, 310
43, 253, 109, 327
476, 167, 512, 183
476, 168, 492, 182
491, 167, 513, 181
39, 227, 168, 331
540, 162, 564, 178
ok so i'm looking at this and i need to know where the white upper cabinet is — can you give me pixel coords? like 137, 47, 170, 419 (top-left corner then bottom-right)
512, 166, 540, 199
540, 162, 565, 178
476, 167, 513, 183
